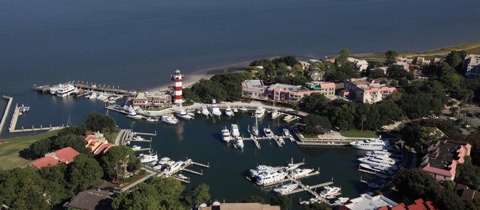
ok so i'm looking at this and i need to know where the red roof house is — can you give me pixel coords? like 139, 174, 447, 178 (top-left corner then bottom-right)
54, 147, 80, 163
29, 147, 80, 169
30, 156, 59, 169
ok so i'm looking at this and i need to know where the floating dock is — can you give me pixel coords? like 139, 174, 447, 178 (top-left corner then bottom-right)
8, 103, 65, 133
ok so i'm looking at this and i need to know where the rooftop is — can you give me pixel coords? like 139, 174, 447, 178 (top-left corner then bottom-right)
344, 194, 398, 210
54, 147, 80, 163
242, 80, 268, 92
267, 83, 302, 92
65, 189, 114, 210
422, 138, 470, 176
29, 156, 59, 169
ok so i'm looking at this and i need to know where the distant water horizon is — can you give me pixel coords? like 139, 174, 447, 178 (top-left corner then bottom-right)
0, 0, 479, 95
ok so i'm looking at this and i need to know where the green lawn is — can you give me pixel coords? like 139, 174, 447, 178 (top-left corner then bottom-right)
340, 130, 377, 138
0, 130, 59, 171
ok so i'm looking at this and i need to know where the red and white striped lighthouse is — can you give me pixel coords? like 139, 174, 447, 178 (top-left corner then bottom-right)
171, 69, 184, 104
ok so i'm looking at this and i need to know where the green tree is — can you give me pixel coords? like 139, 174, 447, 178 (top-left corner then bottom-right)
336, 48, 351, 66
84, 112, 116, 133
270, 194, 291, 210
242, 195, 266, 203
58, 126, 87, 137
27, 138, 53, 159
384, 50, 399, 64
67, 154, 104, 191
100, 146, 141, 180
192, 183, 211, 205
304, 202, 332, 210
299, 93, 329, 114
52, 134, 91, 155
300, 114, 331, 134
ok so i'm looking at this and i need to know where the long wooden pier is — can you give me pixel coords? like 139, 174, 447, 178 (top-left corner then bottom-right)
0, 96, 13, 135
33, 81, 137, 97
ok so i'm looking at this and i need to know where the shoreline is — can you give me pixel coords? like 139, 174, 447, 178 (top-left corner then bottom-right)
145, 41, 480, 93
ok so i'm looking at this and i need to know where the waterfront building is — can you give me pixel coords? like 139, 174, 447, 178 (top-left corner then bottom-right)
241, 80, 336, 102
343, 77, 396, 104
131, 91, 172, 108
420, 136, 471, 181
29, 147, 79, 169
84, 131, 114, 155
347, 57, 369, 71
464, 54, 480, 78
172, 69, 184, 105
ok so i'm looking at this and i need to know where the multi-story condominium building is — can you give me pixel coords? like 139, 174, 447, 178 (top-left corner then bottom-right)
343, 77, 396, 104
464, 54, 480, 78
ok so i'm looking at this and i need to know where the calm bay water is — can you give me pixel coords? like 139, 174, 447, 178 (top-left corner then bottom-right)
0, 0, 479, 208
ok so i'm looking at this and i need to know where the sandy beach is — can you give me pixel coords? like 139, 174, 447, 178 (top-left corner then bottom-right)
146, 60, 252, 92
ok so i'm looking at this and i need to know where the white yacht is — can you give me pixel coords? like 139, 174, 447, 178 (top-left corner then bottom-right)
234, 136, 244, 149
233, 108, 238, 113
271, 110, 282, 119
56, 84, 76, 97
358, 156, 395, 165
289, 168, 314, 179
161, 115, 179, 125
210, 99, 222, 117
231, 124, 240, 138
366, 150, 392, 157
221, 126, 232, 143
225, 106, 234, 117
350, 136, 386, 150
256, 171, 287, 186
139, 153, 159, 163
333, 197, 349, 205
127, 106, 143, 119
273, 183, 298, 194
240, 106, 248, 112
283, 128, 295, 142
278, 137, 285, 144
164, 161, 184, 175
249, 165, 281, 178
319, 186, 341, 199
254, 106, 266, 118
175, 108, 193, 120
263, 127, 273, 138
201, 105, 211, 116
49, 84, 61, 95
132, 145, 142, 151
132, 135, 144, 141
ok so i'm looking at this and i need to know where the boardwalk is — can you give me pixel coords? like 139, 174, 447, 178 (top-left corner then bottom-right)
0, 96, 13, 135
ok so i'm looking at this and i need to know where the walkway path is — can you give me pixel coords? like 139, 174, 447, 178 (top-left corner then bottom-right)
0, 96, 13, 135
119, 168, 156, 192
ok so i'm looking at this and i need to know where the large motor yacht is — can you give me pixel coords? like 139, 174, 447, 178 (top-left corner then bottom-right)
56, 84, 77, 97
210, 99, 222, 117
254, 106, 266, 118
350, 136, 387, 150
161, 115, 179, 125
221, 126, 232, 143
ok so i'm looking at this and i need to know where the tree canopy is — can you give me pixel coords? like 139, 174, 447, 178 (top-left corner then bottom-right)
99, 146, 141, 181
84, 112, 116, 133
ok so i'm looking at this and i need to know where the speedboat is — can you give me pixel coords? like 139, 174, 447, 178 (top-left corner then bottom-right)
210, 99, 222, 117
278, 137, 285, 144
366, 150, 392, 157
251, 118, 260, 136
56, 84, 77, 97
132, 145, 141, 151
231, 124, 240, 138
132, 135, 144, 141
158, 157, 171, 165
221, 126, 232, 142
273, 183, 298, 194
225, 106, 234, 117
254, 106, 266, 118
233, 108, 238, 112
240, 106, 248, 112
350, 136, 387, 150
89, 92, 97, 99
161, 115, 179, 125
49, 84, 60, 95
319, 186, 341, 199
175, 108, 193, 120
289, 168, 314, 179
283, 128, 295, 142
146, 116, 159, 122
263, 127, 273, 138
333, 197, 349, 206
201, 105, 211, 116
234, 136, 244, 149
271, 110, 281, 119
358, 156, 395, 165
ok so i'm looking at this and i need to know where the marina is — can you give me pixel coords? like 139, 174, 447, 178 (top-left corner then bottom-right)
8, 103, 65, 133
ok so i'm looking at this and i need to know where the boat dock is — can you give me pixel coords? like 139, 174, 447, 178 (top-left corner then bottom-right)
105, 105, 130, 115
282, 181, 334, 196
33, 81, 137, 97
251, 135, 261, 149
8, 103, 65, 133
292, 127, 374, 146
134, 131, 157, 136
158, 158, 210, 178
0, 96, 13, 135
133, 148, 152, 152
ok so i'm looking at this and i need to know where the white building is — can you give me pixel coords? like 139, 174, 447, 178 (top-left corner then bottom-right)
343, 194, 398, 210
347, 57, 369, 71
464, 54, 480, 79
